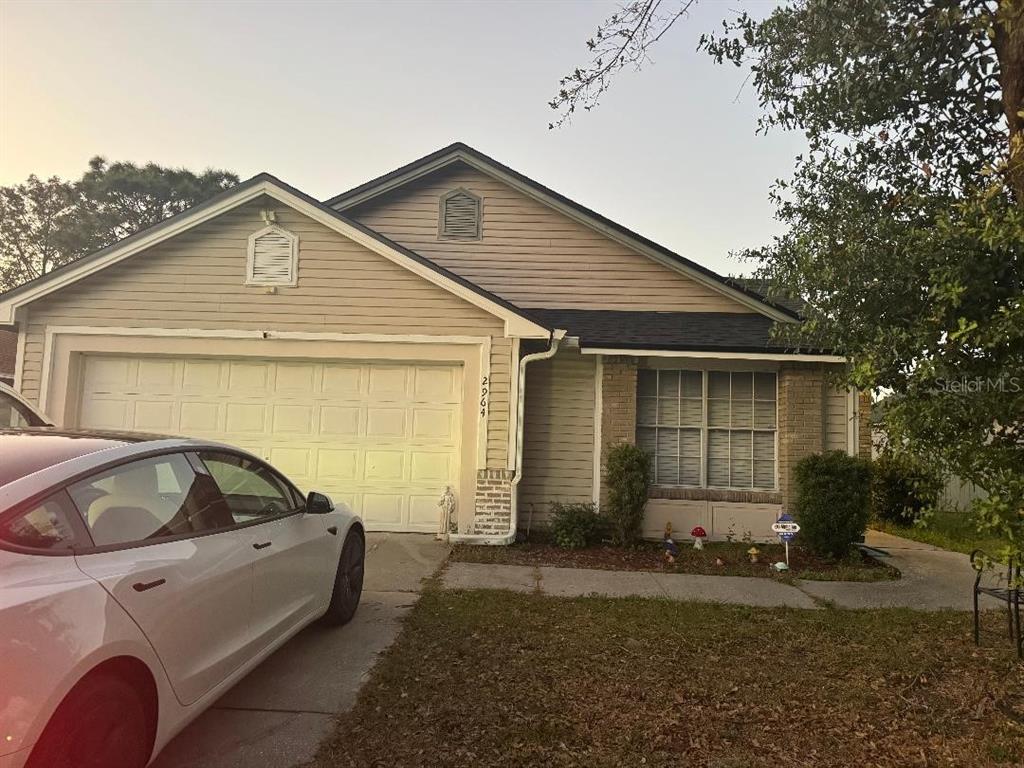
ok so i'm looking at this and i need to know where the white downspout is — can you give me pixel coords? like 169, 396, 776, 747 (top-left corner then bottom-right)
450, 329, 566, 545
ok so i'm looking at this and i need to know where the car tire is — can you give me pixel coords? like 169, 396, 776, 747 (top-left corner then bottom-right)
322, 528, 365, 626
27, 673, 150, 768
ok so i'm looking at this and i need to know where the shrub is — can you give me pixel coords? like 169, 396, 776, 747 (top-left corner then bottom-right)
794, 450, 872, 558
605, 442, 652, 546
871, 452, 942, 524
549, 502, 603, 549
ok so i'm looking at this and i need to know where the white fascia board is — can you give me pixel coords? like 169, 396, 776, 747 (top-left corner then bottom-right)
0, 180, 551, 340
578, 347, 846, 363
333, 151, 798, 325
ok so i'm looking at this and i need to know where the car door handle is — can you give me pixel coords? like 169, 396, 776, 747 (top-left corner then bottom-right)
253, 541, 272, 550
132, 579, 166, 593
327, 526, 338, 536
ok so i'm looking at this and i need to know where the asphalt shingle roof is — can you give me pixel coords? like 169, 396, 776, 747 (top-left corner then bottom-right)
529, 309, 815, 354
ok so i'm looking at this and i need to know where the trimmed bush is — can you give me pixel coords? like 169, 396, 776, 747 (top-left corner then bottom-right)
871, 452, 942, 524
605, 442, 652, 546
794, 450, 872, 558
549, 502, 603, 549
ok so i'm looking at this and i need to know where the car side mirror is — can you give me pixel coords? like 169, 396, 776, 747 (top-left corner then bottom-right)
306, 491, 335, 515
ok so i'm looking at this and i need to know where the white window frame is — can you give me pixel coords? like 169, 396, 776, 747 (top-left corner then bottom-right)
246, 224, 299, 287
637, 368, 778, 491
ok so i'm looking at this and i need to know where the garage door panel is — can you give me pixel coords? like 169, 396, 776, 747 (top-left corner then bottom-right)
362, 494, 404, 525
78, 355, 462, 532
410, 452, 453, 482
228, 361, 270, 392
415, 367, 458, 401
319, 406, 360, 436
368, 367, 409, 397
322, 365, 361, 394
134, 400, 177, 431
182, 360, 223, 390
316, 449, 358, 481
409, 495, 442, 527
272, 404, 314, 434
274, 362, 316, 393
180, 401, 220, 431
225, 403, 266, 432
412, 409, 456, 440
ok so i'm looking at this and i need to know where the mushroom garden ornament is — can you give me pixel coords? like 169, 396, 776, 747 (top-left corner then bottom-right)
690, 526, 707, 550
747, 546, 760, 563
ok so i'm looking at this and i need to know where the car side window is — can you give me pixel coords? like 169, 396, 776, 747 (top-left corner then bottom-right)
0, 493, 80, 551
67, 453, 234, 548
198, 451, 301, 525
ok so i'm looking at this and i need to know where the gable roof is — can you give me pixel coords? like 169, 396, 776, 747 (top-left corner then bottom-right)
0, 173, 553, 339
326, 142, 802, 324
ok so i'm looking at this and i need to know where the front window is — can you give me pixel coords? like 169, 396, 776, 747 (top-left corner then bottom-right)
637, 369, 777, 490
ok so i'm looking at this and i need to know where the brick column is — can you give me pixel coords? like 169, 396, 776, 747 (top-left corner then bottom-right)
858, 391, 873, 460
471, 469, 515, 536
777, 363, 825, 512
599, 356, 638, 504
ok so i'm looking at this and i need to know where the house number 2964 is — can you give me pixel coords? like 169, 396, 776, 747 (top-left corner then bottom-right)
480, 376, 489, 417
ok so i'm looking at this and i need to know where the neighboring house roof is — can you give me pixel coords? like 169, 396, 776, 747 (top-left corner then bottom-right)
325, 142, 802, 324
0, 173, 552, 339
0, 328, 16, 383
528, 309, 839, 358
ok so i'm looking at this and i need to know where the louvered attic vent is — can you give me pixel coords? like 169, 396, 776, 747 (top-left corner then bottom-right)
439, 188, 482, 240
246, 225, 298, 286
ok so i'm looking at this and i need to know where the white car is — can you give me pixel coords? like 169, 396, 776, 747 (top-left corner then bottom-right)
0, 429, 365, 768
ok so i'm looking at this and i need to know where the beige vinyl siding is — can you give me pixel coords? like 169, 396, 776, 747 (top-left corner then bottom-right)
824, 386, 851, 453
17, 196, 513, 468
519, 348, 596, 522
346, 164, 754, 313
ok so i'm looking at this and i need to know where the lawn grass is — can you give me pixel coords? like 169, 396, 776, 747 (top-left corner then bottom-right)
452, 538, 898, 582
873, 507, 1013, 556
310, 590, 1024, 768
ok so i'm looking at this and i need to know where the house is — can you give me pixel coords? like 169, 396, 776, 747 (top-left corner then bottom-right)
0, 143, 869, 542
0, 329, 16, 385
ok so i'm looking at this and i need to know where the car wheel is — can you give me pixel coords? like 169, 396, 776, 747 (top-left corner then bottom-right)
27, 673, 150, 768
322, 528, 364, 626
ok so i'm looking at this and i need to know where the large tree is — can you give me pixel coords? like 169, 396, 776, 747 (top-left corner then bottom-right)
0, 158, 238, 291
552, 0, 1024, 547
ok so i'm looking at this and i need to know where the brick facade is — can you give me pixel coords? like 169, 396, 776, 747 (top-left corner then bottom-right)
598, 356, 638, 503
471, 469, 515, 536
777, 363, 826, 512
858, 391, 873, 460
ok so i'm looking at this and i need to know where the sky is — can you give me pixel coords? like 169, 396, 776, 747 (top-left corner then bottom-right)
0, 0, 804, 276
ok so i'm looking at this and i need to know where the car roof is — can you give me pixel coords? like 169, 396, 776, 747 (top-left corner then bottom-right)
0, 430, 142, 488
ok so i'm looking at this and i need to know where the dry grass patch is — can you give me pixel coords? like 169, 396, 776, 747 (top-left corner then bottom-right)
310, 591, 1023, 768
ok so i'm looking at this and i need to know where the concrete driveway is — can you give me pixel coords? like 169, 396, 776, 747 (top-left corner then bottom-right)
151, 533, 448, 768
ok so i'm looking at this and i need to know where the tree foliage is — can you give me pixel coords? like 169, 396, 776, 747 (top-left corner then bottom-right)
0, 158, 238, 292
554, 0, 1024, 549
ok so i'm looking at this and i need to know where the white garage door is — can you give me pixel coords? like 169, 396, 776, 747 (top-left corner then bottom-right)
77, 355, 463, 532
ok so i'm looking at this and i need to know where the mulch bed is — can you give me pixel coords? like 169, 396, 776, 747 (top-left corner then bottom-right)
451, 538, 898, 582
309, 590, 1024, 768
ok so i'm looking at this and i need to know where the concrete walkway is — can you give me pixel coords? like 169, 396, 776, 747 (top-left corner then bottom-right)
797, 529, 983, 610
443, 530, 994, 612
152, 533, 448, 768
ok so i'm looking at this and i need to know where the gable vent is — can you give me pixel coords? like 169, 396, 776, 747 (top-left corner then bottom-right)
439, 188, 482, 240
247, 225, 298, 286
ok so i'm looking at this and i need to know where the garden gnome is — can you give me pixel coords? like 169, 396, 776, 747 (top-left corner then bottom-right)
439, 486, 457, 534
747, 546, 760, 564
663, 522, 679, 563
